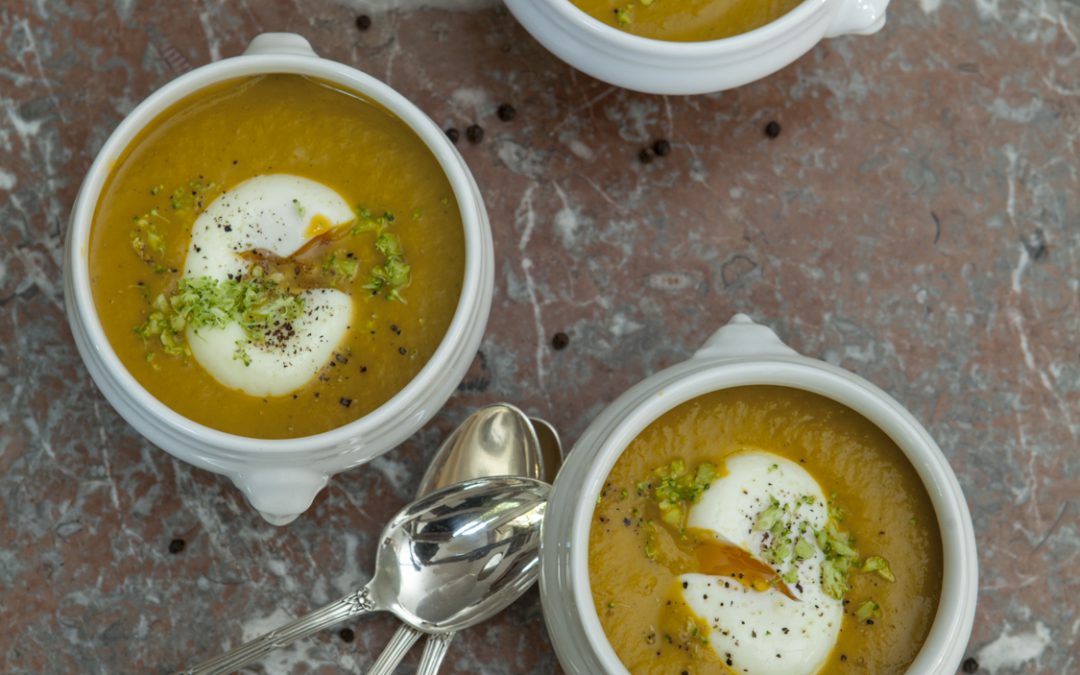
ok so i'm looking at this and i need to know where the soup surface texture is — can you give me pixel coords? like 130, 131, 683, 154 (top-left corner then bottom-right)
570, 0, 803, 42
90, 74, 465, 438
589, 386, 943, 675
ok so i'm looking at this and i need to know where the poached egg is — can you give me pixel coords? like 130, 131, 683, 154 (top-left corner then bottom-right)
183, 174, 355, 397
680, 451, 842, 674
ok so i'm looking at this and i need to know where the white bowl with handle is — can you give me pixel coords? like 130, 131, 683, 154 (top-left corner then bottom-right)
539, 314, 977, 673
63, 33, 494, 525
505, 0, 890, 94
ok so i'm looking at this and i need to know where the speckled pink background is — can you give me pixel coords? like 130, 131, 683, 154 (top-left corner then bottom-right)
0, 0, 1077, 673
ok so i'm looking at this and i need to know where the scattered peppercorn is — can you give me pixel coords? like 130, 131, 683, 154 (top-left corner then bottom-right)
962, 657, 979, 673
398, 346, 407, 355
356, 15, 371, 30
168, 538, 186, 554
765, 120, 782, 138
466, 124, 484, 144
445, 128, 460, 144
339, 627, 355, 643
652, 139, 671, 156
551, 332, 569, 350
638, 147, 654, 164
340, 397, 352, 408
497, 103, 517, 121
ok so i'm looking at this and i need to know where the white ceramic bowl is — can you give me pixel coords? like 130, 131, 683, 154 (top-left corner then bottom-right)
63, 33, 494, 525
540, 314, 977, 673
505, 0, 890, 94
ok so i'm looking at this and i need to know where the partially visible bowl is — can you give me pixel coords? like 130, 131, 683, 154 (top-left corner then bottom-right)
539, 314, 977, 673
505, 0, 890, 95
64, 33, 494, 525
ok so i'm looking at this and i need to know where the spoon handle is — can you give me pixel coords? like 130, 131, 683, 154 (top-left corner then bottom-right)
416, 632, 456, 675
366, 624, 422, 675
180, 583, 378, 675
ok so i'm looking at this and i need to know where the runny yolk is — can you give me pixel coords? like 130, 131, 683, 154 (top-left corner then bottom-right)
305, 213, 333, 238
690, 529, 798, 600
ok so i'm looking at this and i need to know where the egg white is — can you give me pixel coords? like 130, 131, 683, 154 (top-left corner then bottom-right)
183, 174, 356, 397
680, 451, 842, 675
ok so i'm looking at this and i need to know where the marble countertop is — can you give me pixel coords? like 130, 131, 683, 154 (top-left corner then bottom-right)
1, 0, 1077, 673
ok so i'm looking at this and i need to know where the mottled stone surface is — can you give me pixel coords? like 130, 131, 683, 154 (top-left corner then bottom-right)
0, 0, 1077, 673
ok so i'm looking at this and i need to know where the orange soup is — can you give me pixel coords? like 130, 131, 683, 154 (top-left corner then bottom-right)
589, 386, 942, 674
571, 0, 803, 42
90, 75, 465, 438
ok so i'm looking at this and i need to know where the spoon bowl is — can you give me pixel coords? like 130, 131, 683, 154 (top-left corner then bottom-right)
529, 416, 564, 482
380, 476, 548, 630
417, 403, 542, 496
182, 476, 549, 675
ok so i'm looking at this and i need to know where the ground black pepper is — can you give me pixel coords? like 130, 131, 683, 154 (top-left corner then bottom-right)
962, 657, 979, 673
355, 15, 371, 30
551, 332, 569, 350
765, 120, 782, 138
497, 103, 516, 121
638, 147, 654, 164
445, 128, 460, 144
340, 397, 352, 408
168, 538, 185, 554
466, 124, 484, 143
339, 627, 355, 642
653, 139, 671, 156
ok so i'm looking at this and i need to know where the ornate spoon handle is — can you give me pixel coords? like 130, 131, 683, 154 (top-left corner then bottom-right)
180, 584, 378, 675
366, 624, 423, 675
416, 632, 456, 675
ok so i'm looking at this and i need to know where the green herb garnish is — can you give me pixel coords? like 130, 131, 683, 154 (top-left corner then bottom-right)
170, 177, 216, 211
322, 251, 359, 285
651, 459, 716, 528
860, 555, 896, 582
134, 267, 304, 365
855, 600, 881, 623
349, 206, 411, 301
349, 206, 396, 235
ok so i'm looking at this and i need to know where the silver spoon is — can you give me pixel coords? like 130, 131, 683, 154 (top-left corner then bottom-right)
367, 404, 555, 675
411, 413, 565, 675
529, 416, 564, 482
180, 476, 549, 675
416, 403, 543, 496
410, 416, 565, 673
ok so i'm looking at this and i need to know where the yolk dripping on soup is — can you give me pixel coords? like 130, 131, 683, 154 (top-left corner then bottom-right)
589, 386, 943, 675
89, 74, 465, 438
570, 0, 804, 42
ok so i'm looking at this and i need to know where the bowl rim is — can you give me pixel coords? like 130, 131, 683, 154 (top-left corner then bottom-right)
547, 356, 977, 674
67, 48, 487, 457
544, 0, 830, 54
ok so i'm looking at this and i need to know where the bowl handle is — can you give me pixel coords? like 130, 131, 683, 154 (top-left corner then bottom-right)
243, 32, 319, 58
231, 467, 329, 526
693, 313, 798, 361
824, 0, 888, 37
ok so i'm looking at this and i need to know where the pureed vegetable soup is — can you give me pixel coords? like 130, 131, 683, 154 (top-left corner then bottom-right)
590, 386, 942, 675
90, 75, 465, 438
571, 0, 803, 41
